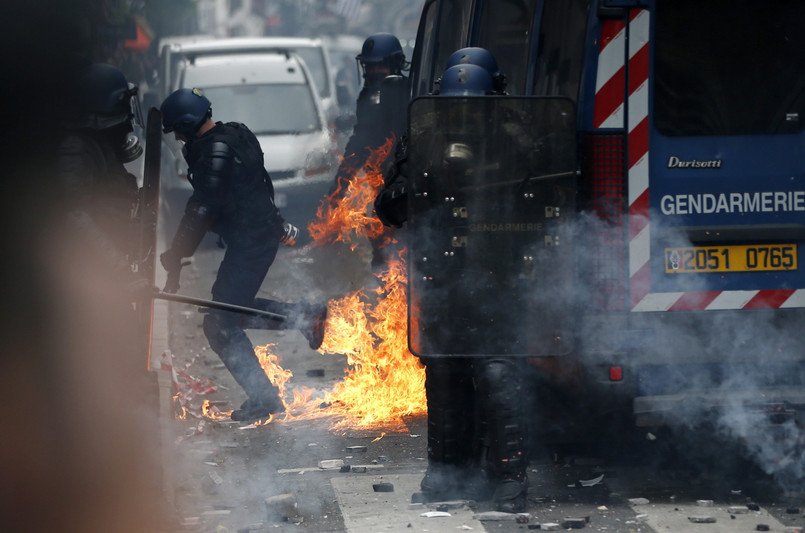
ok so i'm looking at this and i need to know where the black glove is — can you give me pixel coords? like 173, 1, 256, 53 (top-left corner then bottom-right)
374, 181, 407, 228
279, 221, 299, 247
160, 249, 184, 293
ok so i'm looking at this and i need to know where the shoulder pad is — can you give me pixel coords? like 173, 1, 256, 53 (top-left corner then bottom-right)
209, 141, 235, 159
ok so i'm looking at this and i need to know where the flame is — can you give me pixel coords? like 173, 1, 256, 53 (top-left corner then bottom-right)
196, 136, 427, 430
308, 136, 395, 249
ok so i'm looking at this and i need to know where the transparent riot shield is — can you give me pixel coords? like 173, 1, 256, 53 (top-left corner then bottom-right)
407, 96, 577, 357
137, 107, 162, 370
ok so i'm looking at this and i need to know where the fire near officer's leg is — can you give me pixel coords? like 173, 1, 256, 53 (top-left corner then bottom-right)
204, 246, 284, 419
420, 356, 476, 499
475, 356, 528, 512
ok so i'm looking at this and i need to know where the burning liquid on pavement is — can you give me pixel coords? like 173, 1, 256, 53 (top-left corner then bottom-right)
198, 136, 426, 429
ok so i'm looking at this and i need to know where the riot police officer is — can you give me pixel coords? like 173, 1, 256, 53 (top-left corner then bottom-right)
57, 63, 145, 283
375, 47, 508, 227
159, 88, 327, 423
375, 53, 530, 513
330, 32, 409, 268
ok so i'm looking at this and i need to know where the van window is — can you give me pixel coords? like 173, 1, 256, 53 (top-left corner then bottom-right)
531, 0, 590, 101
477, 0, 538, 95
655, 0, 805, 136
202, 84, 321, 135
412, 0, 472, 96
293, 48, 331, 99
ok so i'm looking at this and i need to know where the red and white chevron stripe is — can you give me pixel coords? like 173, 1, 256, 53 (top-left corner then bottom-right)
593, 9, 804, 312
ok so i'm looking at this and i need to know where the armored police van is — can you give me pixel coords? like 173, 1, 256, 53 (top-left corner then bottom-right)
404, 0, 805, 435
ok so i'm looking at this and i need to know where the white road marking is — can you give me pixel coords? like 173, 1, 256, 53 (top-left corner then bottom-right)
332, 473, 485, 532
630, 500, 786, 532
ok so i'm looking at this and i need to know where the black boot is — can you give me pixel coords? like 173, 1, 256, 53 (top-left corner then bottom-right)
492, 477, 528, 512
230, 390, 285, 421
300, 302, 328, 350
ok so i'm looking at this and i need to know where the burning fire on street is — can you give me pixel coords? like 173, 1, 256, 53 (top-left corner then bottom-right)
192, 137, 427, 430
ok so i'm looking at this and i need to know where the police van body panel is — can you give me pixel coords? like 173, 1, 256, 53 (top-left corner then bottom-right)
406, 0, 805, 429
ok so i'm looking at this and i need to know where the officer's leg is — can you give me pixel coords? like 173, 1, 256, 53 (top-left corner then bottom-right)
240, 298, 328, 351
420, 356, 476, 500
475, 357, 529, 512
206, 247, 284, 421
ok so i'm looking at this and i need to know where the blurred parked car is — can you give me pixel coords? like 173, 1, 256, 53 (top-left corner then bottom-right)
148, 37, 340, 126
158, 52, 339, 243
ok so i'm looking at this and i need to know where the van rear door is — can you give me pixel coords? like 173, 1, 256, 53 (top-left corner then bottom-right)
634, 0, 805, 312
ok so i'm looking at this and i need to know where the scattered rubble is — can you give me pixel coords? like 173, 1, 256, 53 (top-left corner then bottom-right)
318, 459, 344, 469
473, 511, 532, 521
688, 515, 717, 523
562, 517, 588, 529
265, 493, 299, 523
728, 505, 750, 514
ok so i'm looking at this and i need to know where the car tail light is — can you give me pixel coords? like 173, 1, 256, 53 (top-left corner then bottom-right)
582, 133, 627, 311
609, 366, 623, 381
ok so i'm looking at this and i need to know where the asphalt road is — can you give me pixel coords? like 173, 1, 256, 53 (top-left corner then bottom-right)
152, 221, 805, 533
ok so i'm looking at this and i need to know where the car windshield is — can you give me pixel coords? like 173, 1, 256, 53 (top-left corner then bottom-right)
293, 48, 330, 98
201, 84, 321, 135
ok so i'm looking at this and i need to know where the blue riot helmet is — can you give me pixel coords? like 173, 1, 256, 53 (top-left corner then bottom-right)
438, 64, 495, 96
70, 63, 143, 161
357, 33, 408, 87
160, 88, 212, 137
440, 47, 507, 94
437, 65, 495, 170
73, 63, 140, 130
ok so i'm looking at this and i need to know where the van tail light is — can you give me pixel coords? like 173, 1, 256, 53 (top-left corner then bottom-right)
582, 133, 627, 311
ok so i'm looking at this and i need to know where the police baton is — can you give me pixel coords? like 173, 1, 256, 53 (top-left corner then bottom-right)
152, 289, 288, 321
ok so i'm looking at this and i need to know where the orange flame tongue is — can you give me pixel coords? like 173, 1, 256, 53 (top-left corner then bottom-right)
321, 252, 425, 429
308, 136, 395, 249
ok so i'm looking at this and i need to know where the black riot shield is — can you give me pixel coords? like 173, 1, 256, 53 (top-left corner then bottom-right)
135, 107, 162, 369
407, 96, 578, 357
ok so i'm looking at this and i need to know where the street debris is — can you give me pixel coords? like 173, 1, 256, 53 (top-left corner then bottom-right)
539, 523, 560, 531
346, 445, 367, 452
562, 517, 588, 529
473, 511, 532, 521
578, 474, 604, 487
202, 471, 224, 494
420, 511, 451, 518
265, 493, 299, 523
373, 482, 394, 492
756, 525, 770, 531
628, 498, 650, 505
433, 500, 466, 510
305, 368, 325, 377
728, 505, 750, 514
696, 499, 714, 507
318, 459, 345, 469
688, 515, 717, 523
